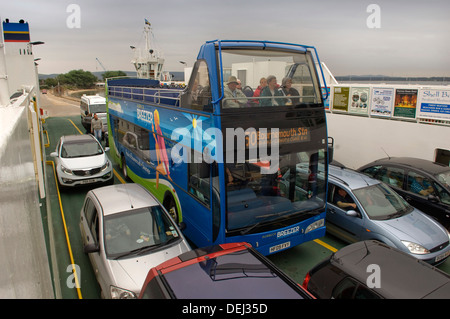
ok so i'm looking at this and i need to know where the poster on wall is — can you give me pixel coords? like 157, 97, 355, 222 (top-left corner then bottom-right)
348, 87, 370, 115
393, 89, 418, 119
417, 88, 450, 121
370, 87, 394, 117
332, 86, 350, 112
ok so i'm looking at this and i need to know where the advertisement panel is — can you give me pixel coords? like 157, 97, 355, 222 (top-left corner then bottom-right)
332, 86, 350, 112
370, 87, 394, 117
417, 88, 450, 121
393, 89, 418, 119
349, 87, 370, 115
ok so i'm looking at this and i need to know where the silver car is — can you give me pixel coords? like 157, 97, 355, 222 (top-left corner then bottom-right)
79, 183, 191, 298
327, 165, 450, 265
50, 134, 113, 188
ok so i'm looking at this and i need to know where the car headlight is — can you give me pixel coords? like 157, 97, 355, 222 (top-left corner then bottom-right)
61, 165, 73, 175
110, 286, 136, 299
401, 240, 430, 255
101, 161, 110, 171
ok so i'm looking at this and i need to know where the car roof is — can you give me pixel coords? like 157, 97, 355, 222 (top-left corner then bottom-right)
329, 165, 380, 190
331, 240, 450, 299
81, 94, 106, 103
61, 134, 96, 143
90, 183, 159, 216
361, 157, 450, 175
150, 243, 310, 299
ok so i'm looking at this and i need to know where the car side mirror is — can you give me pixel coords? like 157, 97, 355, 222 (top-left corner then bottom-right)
50, 152, 58, 158
83, 243, 100, 254
104, 147, 110, 152
345, 210, 359, 217
178, 222, 186, 231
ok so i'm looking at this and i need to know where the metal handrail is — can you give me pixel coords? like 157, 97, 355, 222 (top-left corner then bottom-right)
108, 85, 182, 106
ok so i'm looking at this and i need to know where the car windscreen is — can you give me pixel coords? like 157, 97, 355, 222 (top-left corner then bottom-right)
61, 140, 103, 158
104, 206, 180, 259
353, 183, 412, 220
436, 170, 450, 191
162, 249, 305, 299
89, 103, 107, 114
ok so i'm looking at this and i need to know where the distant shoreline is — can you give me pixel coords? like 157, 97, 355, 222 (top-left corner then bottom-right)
335, 75, 450, 86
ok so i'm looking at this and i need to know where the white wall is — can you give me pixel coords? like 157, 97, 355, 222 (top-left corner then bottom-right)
327, 112, 450, 169
0, 100, 53, 298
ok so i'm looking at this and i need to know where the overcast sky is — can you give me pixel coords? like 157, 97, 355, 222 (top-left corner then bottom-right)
1, 0, 449, 77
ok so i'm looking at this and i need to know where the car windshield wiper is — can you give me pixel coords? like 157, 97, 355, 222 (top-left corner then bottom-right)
112, 236, 180, 259
113, 244, 161, 259
387, 208, 408, 219
135, 237, 181, 255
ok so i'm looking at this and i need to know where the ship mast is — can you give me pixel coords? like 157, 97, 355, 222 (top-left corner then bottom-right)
131, 19, 164, 80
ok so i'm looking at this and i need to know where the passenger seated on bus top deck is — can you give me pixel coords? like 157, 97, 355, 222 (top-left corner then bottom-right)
259, 75, 286, 107
334, 187, 357, 211
223, 76, 247, 108
280, 77, 300, 105
253, 77, 267, 101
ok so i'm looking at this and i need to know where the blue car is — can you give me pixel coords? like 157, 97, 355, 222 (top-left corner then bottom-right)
326, 165, 450, 265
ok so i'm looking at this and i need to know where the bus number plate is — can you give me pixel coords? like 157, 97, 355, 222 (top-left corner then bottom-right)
269, 241, 290, 253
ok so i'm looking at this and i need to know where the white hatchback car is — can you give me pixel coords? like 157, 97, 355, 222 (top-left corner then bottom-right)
50, 134, 113, 188
79, 183, 191, 299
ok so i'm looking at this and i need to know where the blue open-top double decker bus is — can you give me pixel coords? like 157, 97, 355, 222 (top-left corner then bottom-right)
107, 40, 330, 255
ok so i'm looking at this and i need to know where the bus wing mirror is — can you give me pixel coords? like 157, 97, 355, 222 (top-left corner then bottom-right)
328, 136, 334, 163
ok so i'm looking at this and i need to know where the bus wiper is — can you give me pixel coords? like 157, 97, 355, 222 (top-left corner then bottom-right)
240, 210, 291, 235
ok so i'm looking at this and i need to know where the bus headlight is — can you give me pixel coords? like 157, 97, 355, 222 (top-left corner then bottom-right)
305, 218, 324, 234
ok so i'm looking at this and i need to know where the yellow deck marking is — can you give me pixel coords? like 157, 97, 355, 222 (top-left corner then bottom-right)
314, 239, 338, 252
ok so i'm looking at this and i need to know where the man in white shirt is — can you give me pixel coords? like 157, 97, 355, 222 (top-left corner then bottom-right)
223, 76, 247, 108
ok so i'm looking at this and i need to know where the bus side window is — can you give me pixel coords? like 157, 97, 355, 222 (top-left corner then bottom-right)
181, 60, 212, 112
188, 150, 210, 206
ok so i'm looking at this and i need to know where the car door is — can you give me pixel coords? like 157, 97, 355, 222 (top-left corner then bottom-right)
404, 170, 445, 223
327, 183, 366, 243
80, 196, 109, 294
433, 182, 450, 229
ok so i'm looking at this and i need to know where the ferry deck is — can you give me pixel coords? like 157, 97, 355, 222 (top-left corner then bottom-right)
38, 93, 450, 299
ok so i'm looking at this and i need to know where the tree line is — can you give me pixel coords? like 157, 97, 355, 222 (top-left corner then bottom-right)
41, 70, 127, 89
